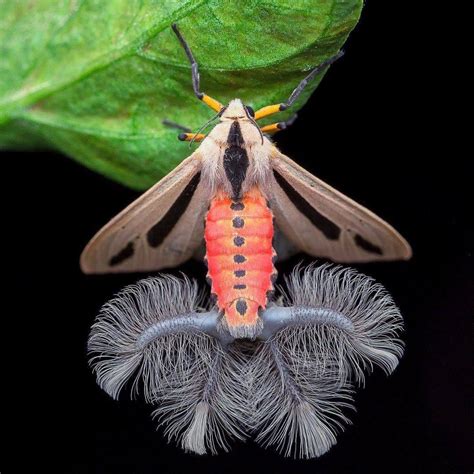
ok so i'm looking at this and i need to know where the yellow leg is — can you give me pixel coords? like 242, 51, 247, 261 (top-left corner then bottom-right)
201, 94, 224, 113
254, 103, 286, 121
260, 115, 297, 134
178, 132, 206, 142
260, 123, 282, 134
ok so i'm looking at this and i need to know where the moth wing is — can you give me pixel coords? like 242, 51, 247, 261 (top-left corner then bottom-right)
81, 151, 208, 274
269, 149, 412, 262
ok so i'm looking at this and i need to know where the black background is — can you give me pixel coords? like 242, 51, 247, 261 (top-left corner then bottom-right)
6, 1, 471, 473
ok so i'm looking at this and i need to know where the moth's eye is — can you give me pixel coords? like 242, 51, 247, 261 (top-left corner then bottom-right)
245, 105, 255, 118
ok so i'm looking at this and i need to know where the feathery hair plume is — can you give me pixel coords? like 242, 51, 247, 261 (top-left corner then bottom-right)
88, 264, 404, 458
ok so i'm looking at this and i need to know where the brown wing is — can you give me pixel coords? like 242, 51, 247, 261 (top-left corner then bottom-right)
269, 149, 412, 262
80, 151, 208, 274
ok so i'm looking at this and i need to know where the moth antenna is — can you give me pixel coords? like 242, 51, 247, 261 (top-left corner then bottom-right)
88, 274, 246, 455
189, 110, 221, 147
249, 115, 264, 144
250, 263, 404, 458
243, 104, 264, 144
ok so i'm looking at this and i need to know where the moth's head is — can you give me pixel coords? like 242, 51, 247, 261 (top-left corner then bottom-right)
220, 99, 255, 121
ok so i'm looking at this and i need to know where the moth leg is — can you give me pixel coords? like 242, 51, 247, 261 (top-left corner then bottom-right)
163, 120, 204, 141
163, 120, 205, 142
178, 132, 206, 142
162, 119, 192, 133
254, 50, 344, 120
260, 114, 298, 134
172, 24, 224, 113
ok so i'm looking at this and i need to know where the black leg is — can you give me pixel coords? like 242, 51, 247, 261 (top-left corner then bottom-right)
260, 114, 298, 134
172, 24, 223, 112
254, 50, 344, 121
284, 51, 344, 109
162, 119, 192, 133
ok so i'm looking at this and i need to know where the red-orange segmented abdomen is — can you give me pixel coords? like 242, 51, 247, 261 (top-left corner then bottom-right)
205, 188, 276, 339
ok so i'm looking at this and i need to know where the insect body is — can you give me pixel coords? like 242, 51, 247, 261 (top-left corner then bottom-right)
205, 188, 275, 338
86, 24, 410, 458
198, 103, 278, 337
81, 25, 411, 340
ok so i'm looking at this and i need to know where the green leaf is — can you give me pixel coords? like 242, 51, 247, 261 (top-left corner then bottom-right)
0, 0, 362, 190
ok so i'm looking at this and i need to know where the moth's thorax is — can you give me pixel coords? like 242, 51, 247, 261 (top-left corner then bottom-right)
206, 119, 264, 147
220, 98, 248, 121
200, 116, 273, 200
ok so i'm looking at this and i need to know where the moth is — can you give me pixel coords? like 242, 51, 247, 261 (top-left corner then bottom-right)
81, 24, 411, 341
86, 25, 409, 458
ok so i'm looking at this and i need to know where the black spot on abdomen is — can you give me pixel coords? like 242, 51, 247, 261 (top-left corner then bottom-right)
232, 217, 244, 228
231, 202, 245, 211
234, 236, 245, 246
235, 299, 248, 316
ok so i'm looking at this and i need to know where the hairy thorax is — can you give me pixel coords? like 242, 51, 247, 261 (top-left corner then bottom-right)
199, 120, 273, 198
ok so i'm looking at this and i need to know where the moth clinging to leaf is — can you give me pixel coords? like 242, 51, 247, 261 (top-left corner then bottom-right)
81, 24, 411, 340
86, 23, 409, 458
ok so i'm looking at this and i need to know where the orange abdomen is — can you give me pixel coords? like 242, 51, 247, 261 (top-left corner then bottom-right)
205, 189, 276, 339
